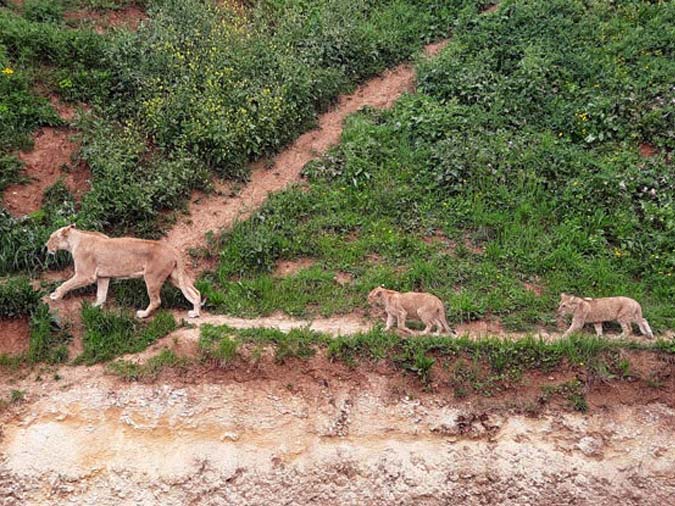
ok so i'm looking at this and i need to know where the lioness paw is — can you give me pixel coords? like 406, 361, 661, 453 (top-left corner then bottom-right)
49, 291, 61, 301
188, 310, 200, 318
136, 310, 149, 319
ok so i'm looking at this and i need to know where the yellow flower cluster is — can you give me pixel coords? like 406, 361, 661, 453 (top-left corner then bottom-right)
576, 111, 589, 122
2, 67, 14, 75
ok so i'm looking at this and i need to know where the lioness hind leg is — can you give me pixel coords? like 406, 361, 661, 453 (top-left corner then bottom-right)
169, 270, 201, 318
637, 318, 654, 339
593, 323, 603, 336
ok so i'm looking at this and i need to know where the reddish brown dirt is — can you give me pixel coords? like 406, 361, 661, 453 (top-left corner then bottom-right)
273, 257, 316, 277
0, 318, 30, 356
2, 128, 90, 216
523, 280, 544, 296
639, 142, 658, 158
482, 3, 500, 14
64, 4, 147, 34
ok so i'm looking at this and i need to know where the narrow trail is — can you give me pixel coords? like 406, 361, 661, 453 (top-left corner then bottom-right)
164, 42, 445, 271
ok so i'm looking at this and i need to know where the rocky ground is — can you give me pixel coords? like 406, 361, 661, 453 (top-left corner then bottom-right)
1, 343, 674, 505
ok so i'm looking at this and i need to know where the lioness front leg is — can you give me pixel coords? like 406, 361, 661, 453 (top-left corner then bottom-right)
50, 273, 96, 300
93, 277, 110, 307
593, 323, 603, 336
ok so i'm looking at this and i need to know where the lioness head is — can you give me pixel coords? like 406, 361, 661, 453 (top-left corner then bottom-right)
557, 293, 581, 315
46, 224, 76, 254
367, 286, 386, 305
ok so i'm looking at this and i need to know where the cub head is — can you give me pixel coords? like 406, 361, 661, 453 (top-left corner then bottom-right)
367, 286, 386, 306
557, 293, 581, 315
46, 224, 76, 254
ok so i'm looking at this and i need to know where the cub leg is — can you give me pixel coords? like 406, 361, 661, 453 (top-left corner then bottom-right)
562, 316, 585, 338
593, 323, 603, 336
637, 318, 654, 339
93, 277, 110, 307
50, 273, 96, 300
418, 307, 436, 335
618, 320, 632, 338
384, 312, 396, 331
396, 309, 412, 334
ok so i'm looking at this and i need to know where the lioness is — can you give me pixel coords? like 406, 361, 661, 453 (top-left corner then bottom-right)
368, 286, 454, 335
557, 293, 652, 339
46, 224, 201, 319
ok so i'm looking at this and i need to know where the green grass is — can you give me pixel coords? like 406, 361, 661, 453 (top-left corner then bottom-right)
199, 0, 674, 334
107, 349, 185, 382
75, 304, 176, 364
198, 323, 673, 389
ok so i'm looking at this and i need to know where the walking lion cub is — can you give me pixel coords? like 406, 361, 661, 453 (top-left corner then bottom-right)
557, 293, 653, 339
368, 287, 454, 335
46, 224, 201, 319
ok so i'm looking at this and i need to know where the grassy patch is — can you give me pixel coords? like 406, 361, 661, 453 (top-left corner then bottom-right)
75, 304, 176, 364
200, 324, 673, 391
201, 0, 674, 334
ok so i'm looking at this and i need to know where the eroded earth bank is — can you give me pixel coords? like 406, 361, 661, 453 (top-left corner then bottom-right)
1, 349, 674, 506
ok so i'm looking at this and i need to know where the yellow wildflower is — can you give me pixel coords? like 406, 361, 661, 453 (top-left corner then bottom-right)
2, 67, 14, 75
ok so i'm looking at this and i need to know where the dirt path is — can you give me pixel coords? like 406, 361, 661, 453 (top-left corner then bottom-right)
164, 42, 444, 271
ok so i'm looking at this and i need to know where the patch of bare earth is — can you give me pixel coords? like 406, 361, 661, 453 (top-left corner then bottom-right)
0, 349, 674, 505
273, 257, 316, 277
1, 127, 90, 216
0, 318, 30, 356
64, 4, 147, 34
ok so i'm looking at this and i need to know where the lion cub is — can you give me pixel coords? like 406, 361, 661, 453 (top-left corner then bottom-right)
557, 293, 653, 339
368, 287, 454, 335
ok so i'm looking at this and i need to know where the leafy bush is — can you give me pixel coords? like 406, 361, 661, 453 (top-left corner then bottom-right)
23, 0, 64, 24
0, 276, 41, 318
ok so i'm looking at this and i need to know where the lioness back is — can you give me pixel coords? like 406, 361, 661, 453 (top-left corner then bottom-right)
81, 235, 178, 279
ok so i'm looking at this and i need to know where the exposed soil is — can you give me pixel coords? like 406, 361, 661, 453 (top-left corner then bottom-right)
273, 257, 317, 277
64, 4, 147, 34
1, 127, 90, 217
0, 318, 30, 356
639, 142, 658, 158
1, 348, 674, 505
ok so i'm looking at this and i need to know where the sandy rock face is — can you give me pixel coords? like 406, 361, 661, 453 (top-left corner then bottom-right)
1, 365, 674, 505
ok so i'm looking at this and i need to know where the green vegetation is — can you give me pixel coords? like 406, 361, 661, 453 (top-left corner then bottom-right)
196, 324, 671, 398
1, 0, 473, 271
0, 276, 71, 365
75, 304, 176, 364
108, 348, 185, 382
202, 0, 674, 334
